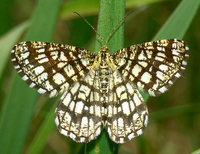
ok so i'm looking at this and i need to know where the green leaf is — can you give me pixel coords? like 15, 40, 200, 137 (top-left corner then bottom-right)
150, 103, 200, 122
27, 99, 58, 154
153, 0, 200, 40
0, 21, 29, 77
0, 0, 61, 154
24, 0, 61, 42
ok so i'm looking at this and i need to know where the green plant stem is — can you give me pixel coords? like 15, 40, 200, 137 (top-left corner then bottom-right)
81, 0, 125, 154
95, 0, 125, 53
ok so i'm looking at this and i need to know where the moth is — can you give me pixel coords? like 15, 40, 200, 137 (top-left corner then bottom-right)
11, 38, 189, 143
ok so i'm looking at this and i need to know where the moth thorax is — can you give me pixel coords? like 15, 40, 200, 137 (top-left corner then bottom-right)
98, 69, 110, 98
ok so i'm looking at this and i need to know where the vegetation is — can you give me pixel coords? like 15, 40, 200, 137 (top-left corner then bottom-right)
0, 0, 199, 153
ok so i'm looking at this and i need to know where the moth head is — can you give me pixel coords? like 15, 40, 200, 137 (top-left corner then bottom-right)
100, 46, 109, 53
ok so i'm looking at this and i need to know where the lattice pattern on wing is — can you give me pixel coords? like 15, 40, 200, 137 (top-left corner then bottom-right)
113, 39, 189, 96
11, 38, 189, 144
55, 69, 104, 143
106, 70, 148, 143
11, 41, 95, 97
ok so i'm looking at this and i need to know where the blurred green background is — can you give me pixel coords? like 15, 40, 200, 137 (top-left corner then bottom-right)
0, 0, 200, 154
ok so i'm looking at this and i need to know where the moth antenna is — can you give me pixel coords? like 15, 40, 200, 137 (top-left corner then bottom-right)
73, 12, 104, 46
105, 12, 131, 47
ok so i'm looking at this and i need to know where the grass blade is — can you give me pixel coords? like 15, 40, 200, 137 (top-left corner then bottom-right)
0, 74, 38, 154
153, 0, 200, 40
0, 21, 29, 77
150, 103, 200, 122
24, 0, 61, 42
27, 99, 58, 154
0, 0, 61, 153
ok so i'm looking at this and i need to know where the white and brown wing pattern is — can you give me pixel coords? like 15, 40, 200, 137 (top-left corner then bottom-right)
11, 39, 189, 144
55, 69, 104, 142
113, 39, 189, 96
106, 70, 148, 143
11, 41, 95, 97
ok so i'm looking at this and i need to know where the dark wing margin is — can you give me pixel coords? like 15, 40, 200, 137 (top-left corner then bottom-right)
112, 39, 189, 96
11, 41, 95, 97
